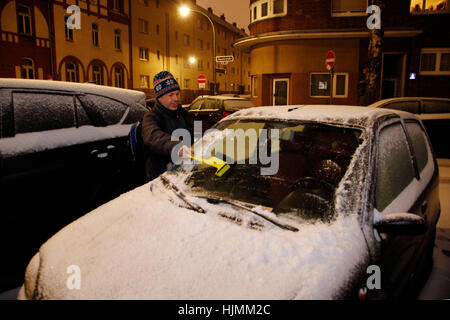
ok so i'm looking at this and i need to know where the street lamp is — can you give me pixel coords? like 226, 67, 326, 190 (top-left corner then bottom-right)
188, 56, 197, 64
179, 5, 217, 95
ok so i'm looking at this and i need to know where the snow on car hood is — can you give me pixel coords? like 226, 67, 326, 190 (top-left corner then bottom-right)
24, 176, 369, 300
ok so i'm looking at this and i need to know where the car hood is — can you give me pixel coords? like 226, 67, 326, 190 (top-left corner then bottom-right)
22, 177, 369, 300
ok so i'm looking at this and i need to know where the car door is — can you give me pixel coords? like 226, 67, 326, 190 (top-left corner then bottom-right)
370, 118, 438, 299
0, 89, 82, 291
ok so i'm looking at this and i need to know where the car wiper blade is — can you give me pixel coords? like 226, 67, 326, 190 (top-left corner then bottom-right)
160, 176, 206, 214
197, 196, 298, 232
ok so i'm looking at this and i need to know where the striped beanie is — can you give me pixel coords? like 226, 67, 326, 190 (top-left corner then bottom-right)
153, 71, 180, 99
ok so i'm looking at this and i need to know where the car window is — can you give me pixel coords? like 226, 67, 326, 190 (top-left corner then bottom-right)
404, 121, 433, 175
223, 99, 255, 112
375, 122, 416, 212
189, 99, 203, 110
13, 92, 76, 133
422, 100, 450, 113
381, 101, 420, 114
75, 96, 92, 126
201, 99, 220, 110
123, 103, 148, 124
78, 94, 127, 125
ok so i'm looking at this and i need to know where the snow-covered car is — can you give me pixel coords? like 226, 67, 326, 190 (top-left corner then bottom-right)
185, 95, 255, 132
368, 97, 450, 158
0, 79, 148, 292
18, 105, 440, 299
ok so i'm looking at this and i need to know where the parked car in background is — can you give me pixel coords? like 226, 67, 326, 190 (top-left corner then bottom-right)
0, 79, 148, 292
184, 95, 254, 132
19, 105, 439, 300
368, 97, 450, 158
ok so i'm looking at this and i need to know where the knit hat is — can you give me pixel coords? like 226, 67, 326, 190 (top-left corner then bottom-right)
153, 71, 180, 99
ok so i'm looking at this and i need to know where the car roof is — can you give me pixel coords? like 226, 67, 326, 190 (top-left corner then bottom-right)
226, 105, 420, 128
368, 97, 450, 108
0, 78, 146, 105
194, 95, 250, 101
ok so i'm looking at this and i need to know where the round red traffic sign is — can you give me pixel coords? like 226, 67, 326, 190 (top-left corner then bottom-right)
325, 50, 336, 70
197, 74, 206, 84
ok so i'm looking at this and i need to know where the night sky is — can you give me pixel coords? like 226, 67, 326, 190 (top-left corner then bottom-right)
196, 0, 250, 33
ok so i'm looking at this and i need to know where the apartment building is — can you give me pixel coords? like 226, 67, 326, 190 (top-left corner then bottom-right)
131, 0, 251, 102
0, 0, 251, 102
234, 0, 450, 106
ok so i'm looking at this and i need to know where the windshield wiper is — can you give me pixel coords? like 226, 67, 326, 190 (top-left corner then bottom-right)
160, 176, 206, 214
196, 195, 298, 232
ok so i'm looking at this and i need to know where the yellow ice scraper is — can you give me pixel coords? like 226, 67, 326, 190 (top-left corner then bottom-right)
188, 155, 231, 177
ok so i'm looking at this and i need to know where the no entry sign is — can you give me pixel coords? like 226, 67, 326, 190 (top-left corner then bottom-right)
325, 50, 336, 71
198, 74, 206, 89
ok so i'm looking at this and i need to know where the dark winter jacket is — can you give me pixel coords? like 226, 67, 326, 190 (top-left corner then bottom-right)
141, 100, 193, 182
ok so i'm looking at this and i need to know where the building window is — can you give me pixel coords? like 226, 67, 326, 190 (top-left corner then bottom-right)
184, 79, 190, 89
250, 0, 287, 23
92, 23, 99, 46
310, 72, 348, 98
156, 24, 160, 35
251, 75, 258, 97
198, 59, 203, 71
65, 16, 73, 41
92, 65, 103, 85
156, 0, 159, 8
183, 34, 190, 46
112, 0, 123, 12
21, 58, 35, 79
331, 0, 367, 17
114, 29, 121, 50
139, 48, 149, 61
138, 0, 148, 6
198, 39, 203, 50
140, 75, 149, 88
175, 54, 179, 64
157, 50, 160, 60
175, 31, 178, 40
420, 48, 450, 75
66, 62, 77, 82
115, 67, 124, 88
139, 19, 149, 34
18, 5, 32, 35
410, 0, 449, 14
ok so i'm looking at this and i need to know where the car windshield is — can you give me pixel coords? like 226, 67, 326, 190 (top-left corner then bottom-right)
175, 119, 362, 222
223, 99, 254, 112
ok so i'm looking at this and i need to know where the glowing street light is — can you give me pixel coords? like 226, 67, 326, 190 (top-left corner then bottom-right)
179, 5, 217, 95
188, 56, 197, 64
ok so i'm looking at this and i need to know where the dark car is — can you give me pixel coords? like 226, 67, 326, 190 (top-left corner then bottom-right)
19, 105, 439, 299
185, 95, 254, 132
0, 79, 148, 292
369, 97, 450, 158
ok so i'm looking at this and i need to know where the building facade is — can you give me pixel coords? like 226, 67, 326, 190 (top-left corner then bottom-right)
234, 0, 450, 106
131, 0, 251, 102
0, 0, 251, 102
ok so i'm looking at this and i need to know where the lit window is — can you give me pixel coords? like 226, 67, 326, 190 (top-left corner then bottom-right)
140, 75, 149, 88
139, 48, 149, 61
184, 79, 190, 89
310, 73, 348, 98
139, 19, 149, 34
331, 0, 367, 17
420, 48, 450, 75
115, 67, 124, 88
251, 75, 258, 97
250, 0, 287, 23
410, 0, 449, 14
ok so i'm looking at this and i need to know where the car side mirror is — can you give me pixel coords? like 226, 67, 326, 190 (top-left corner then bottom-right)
374, 213, 427, 235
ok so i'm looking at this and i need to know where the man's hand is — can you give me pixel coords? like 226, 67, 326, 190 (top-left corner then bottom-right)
178, 145, 193, 158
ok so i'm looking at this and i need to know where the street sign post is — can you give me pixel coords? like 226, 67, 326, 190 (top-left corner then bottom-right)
325, 50, 336, 104
197, 74, 206, 89
215, 55, 234, 63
